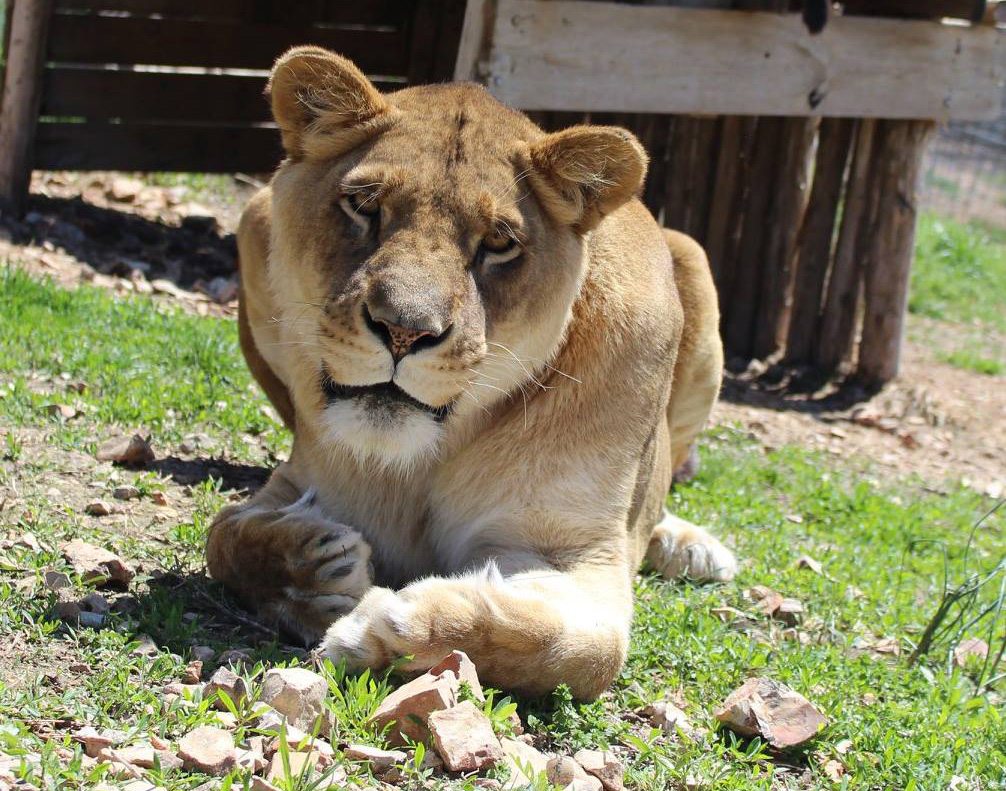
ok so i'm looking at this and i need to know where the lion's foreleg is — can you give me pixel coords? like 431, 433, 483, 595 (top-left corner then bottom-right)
318, 564, 632, 699
206, 464, 373, 644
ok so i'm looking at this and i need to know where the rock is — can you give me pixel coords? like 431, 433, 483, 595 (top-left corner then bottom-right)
573, 750, 624, 791
79, 611, 107, 628
370, 671, 458, 745
178, 726, 237, 775
501, 738, 549, 789
428, 650, 485, 702
644, 699, 692, 735
266, 752, 316, 783
151, 491, 169, 506
748, 585, 784, 616
260, 667, 328, 730
773, 598, 804, 627
235, 746, 268, 773
43, 570, 72, 591
203, 666, 248, 710
45, 403, 78, 419
13, 532, 42, 552
795, 555, 823, 575
427, 701, 503, 773
85, 501, 114, 517
547, 756, 601, 789
343, 744, 407, 773
72, 726, 128, 758
191, 645, 216, 664
96, 434, 155, 467
99, 745, 182, 770
565, 782, 605, 791
61, 539, 133, 588
109, 177, 144, 202
216, 648, 252, 665
179, 203, 219, 234
954, 637, 989, 668
163, 682, 200, 698
250, 779, 281, 791
113, 485, 141, 501
80, 592, 110, 613
182, 660, 203, 684
132, 634, 159, 657
714, 677, 827, 749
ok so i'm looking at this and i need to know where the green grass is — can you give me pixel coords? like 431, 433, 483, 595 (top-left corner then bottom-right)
939, 349, 1005, 376
910, 213, 1006, 332
1, 266, 1004, 789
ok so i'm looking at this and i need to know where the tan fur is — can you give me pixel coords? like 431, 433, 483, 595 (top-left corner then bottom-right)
208, 48, 734, 699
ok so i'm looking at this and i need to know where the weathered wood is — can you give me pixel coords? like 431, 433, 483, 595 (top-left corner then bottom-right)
454, 0, 496, 81
704, 116, 744, 287
663, 116, 719, 242
46, 14, 409, 73
814, 119, 877, 372
856, 120, 935, 386
752, 116, 817, 360
0, 0, 53, 216
485, 0, 1003, 120
34, 122, 283, 173
784, 117, 855, 364
841, 0, 985, 22
723, 117, 783, 358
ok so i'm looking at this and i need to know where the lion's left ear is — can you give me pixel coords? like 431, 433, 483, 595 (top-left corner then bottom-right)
268, 46, 396, 159
526, 126, 648, 233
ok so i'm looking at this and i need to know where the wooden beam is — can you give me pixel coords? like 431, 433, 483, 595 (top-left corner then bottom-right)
484, 0, 1003, 120
0, 0, 53, 216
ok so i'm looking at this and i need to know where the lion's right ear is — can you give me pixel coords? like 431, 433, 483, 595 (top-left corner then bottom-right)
268, 46, 395, 159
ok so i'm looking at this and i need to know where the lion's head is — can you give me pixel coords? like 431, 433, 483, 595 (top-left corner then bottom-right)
265, 47, 647, 470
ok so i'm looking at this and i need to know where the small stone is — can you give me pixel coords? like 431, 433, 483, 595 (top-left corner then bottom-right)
99, 744, 182, 771
43, 570, 72, 591
644, 699, 692, 735
96, 434, 155, 466
795, 555, 823, 574
501, 738, 549, 789
191, 645, 216, 664
266, 752, 316, 783
773, 598, 804, 626
573, 749, 624, 791
178, 726, 237, 775
714, 677, 827, 749
179, 203, 219, 234
427, 700, 503, 773
72, 727, 127, 758
343, 744, 407, 773
260, 667, 327, 730
151, 491, 169, 506
85, 500, 114, 517
113, 485, 141, 501
235, 747, 268, 773
45, 403, 78, 419
182, 660, 203, 684
370, 671, 457, 745
428, 650, 485, 702
13, 532, 42, 552
954, 637, 989, 668
80, 592, 110, 613
547, 756, 601, 789
109, 177, 144, 202
132, 634, 159, 657
250, 778, 281, 791
162, 682, 200, 697
61, 539, 133, 588
748, 585, 784, 616
216, 648, 252, 665
204, 666, 248, 710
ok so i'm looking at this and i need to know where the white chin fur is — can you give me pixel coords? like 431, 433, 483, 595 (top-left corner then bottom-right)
321, 400, 442, 472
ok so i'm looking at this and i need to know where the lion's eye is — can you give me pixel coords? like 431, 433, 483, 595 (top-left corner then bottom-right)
479, 228, 522, 265
340, 191, 381, 227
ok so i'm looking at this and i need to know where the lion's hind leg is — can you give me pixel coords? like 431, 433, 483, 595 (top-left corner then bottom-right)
645, 509, 737, 583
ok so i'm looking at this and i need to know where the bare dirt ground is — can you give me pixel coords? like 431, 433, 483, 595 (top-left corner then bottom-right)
2, 171, 1004, 499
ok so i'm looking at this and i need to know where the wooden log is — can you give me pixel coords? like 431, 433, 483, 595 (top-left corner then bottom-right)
664, 116, 719, 243
723, 117, 784, 359
814, 119, 878, 372
855, 120, 935, 386
0, 0, 53, 216
752, 116, 817, 360
638, 114, 673, 219
704, 116, 745, 287
783, 117, 856, 364
841, 0, 985, 23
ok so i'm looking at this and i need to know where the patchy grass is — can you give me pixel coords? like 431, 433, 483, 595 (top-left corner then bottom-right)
910, 213, 1006, 332
938, 349, 1005, 377
1, 266, 1004, 790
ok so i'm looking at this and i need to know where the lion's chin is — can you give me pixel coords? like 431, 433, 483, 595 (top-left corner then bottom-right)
320, 399, 443, 473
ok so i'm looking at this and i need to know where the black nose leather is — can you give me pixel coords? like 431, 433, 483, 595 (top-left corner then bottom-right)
364, 304, 450, 362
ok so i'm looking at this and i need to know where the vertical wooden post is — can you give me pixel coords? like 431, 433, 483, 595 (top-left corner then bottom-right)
855, 119, 934, 386
751, 116, 817, 360
784, 117, 856, 365
0, 0, 52, 217
814, 119, 877, 372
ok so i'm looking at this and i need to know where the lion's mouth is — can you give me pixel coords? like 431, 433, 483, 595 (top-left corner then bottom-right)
321, 370, 453, 423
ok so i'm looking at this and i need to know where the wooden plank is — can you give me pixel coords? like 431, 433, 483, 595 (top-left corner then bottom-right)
52, 0, 410, 27
454, 0, 495, 80
46, 15, 409, 73
841, 0, 985, 22
783, 117, 855, 365
33, 122, 283, 172
485, 0, 1003, 121
40, 69, 404, 123
0, 0, 53, 215
856, 120, 934, 386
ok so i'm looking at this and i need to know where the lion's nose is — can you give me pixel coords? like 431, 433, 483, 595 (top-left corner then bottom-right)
364, 303, 450, 362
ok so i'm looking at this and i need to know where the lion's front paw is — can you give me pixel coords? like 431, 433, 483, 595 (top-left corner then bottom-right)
260, 491, 374, 643
647, 512, 737, 583
317, 587, 421, 670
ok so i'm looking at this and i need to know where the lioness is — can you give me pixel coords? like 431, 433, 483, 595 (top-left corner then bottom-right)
207, 47, 736, 699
